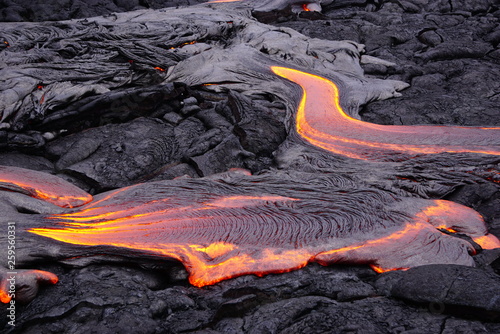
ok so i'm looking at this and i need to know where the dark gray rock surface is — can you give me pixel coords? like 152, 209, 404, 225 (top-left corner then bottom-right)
7, 263, 500, 333
0, 0, 208, 22
376, 264, 500, 314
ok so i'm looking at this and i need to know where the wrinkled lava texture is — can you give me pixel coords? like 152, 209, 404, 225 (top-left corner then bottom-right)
1, 0, 500, 333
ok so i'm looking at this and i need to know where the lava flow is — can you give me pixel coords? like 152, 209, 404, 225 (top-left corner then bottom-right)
27, 173, 499, 288
271, 67, 500, 160
0, 166, 92, 208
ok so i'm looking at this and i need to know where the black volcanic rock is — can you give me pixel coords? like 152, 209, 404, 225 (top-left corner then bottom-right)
376, 264, 500, 319
0, 152, 54, 171
6, 263, 500, 333
0, 0, 208, 22
45, 117, 179, 190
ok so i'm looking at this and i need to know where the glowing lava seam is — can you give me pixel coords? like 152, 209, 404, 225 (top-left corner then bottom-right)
0, 166, 92, 208
271, 66, 500, 160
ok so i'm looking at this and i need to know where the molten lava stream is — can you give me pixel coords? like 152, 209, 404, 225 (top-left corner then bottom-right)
28, 176, 500, 288
0, 166, 92, 208
271, 67, 500, 160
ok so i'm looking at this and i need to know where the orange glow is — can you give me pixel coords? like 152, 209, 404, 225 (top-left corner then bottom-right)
0, 290, 9, 303
481, 168, 500, 184
48, 195, 296, 226
370, 265, 408, 274
313, 217, 478, 273
65, 186, 132, 212
46, 187, 132, 222
154, 66, 165, 72
0, 270, 58, 303
420, 200, 460, 217
191, 242, 236, 259
0, 166, 92, 208
29, 194, 313, 287
315, 222, 429, 261
271, 67, 500, 160
416, 200, 487, 240
169, 41, 197, 50
201, 81, 239, 86
302, 3, 311, 11
438, 226, 457, 233
473, 234, 500, 249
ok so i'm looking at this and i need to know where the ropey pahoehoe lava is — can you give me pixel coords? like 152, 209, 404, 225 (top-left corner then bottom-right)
28, 178, 499, 284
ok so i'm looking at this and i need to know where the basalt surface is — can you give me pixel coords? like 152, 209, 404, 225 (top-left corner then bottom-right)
0, 0, 499, 333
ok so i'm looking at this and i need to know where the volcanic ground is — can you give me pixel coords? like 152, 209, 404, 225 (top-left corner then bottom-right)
1, 0, 500, 333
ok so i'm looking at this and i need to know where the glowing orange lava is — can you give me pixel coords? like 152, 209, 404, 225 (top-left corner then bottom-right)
0, 166, 92, 208
169, 41, 197, 50
0, 290, 9, 303
370, 265, 408, 274
271, 67, 500, 160
30, 194, 313, 287
0, 270, 58, 303
27, 176, 498, 288
473, 234, 500, 249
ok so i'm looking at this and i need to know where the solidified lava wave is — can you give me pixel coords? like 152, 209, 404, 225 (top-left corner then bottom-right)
271, 67, 500, 161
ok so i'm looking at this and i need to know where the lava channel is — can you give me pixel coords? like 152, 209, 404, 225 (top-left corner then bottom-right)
271, 66, 500, 161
